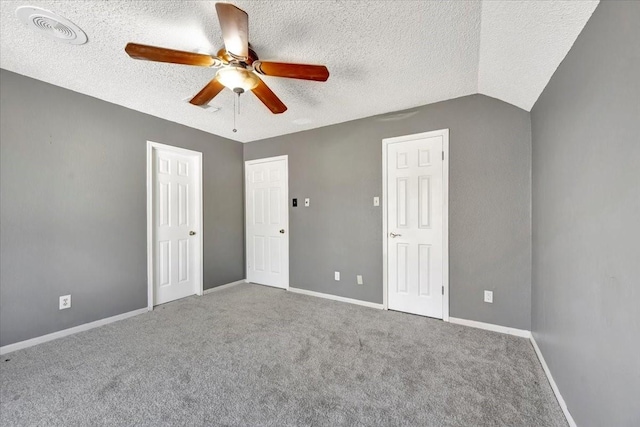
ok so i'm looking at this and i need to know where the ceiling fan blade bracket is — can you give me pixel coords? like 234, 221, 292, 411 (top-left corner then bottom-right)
216, 47, 258, 65
228, 51, 248, 62
253, 61, 264, 74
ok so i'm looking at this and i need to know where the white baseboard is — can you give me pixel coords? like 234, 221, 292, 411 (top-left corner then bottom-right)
530, 335, 577, 427
288, 287, 384, 310
447, 318, 573, 426
203, 279, 247, 295
449, 317, 532, 338
0, 307, 148, 355
1, 280, 247, 355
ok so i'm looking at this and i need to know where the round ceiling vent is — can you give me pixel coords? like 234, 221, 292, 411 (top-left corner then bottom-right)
16, 6, 87, 45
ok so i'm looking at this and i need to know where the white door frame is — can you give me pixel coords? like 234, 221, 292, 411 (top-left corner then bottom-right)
382, 129, 449, 321
244, 155, 289, 289
146, 140, 204, 310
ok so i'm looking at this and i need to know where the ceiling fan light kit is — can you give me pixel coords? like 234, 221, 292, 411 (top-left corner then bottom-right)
124, 1, 329, 126
216, 66, 260, 93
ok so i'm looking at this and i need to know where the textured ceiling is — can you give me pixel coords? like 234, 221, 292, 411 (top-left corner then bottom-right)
478, 0, 599, 111
0, 1, 598, 142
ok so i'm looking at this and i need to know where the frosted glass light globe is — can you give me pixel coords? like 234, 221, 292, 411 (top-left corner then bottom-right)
216, 67, 259, 92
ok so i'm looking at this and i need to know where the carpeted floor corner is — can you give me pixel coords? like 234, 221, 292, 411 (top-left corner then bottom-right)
0, 283, 566, 426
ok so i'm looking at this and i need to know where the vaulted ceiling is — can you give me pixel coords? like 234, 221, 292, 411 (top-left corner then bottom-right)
0, 1, 598, 142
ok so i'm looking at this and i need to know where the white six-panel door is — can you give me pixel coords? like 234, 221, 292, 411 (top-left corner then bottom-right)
384, 130, 448, 318
149, 142, 202, 306
245, 156, 289, 289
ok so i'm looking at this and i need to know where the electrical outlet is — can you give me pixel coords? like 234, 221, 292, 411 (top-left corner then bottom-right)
59, 295, 71, 310
334, 271, 340, 281
373, 197, 380, 206
304, 198, 310, 207
484, 290, 493, 303
356, 275, 363, 285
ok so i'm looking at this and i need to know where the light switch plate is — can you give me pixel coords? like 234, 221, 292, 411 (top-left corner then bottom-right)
373, 197, 380, 206
334, 271, 340, 281
304, 198, 310, 207
356, 275, 363, 285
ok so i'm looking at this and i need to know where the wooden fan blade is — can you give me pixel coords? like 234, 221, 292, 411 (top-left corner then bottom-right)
125, 43, 215, 67
254, 61, 329, 82
190, 79, 225, 106
215, 3, 249, 59
251, 79, 287, 114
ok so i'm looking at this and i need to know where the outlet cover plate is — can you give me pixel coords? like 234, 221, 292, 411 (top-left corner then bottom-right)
484, 290, 493, 303
59, 295, 71, 310
334, 271, 340, 281
356, 275, 363, 285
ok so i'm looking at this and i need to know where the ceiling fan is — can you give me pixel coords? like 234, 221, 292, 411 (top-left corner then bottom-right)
124, 2, 329, 115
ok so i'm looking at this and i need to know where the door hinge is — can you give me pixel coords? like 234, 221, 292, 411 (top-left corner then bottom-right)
442, 151, 444, 160
442, 286, 444, 295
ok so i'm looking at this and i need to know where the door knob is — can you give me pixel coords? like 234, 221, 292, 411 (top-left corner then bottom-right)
189, 231, 196, 236
280, 229, 285, 234
390, 232, 402, 238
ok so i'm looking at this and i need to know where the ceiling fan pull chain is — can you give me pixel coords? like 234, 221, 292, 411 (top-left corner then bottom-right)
233, 92, 238, 133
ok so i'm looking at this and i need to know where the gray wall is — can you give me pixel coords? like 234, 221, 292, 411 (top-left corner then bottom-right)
245, 94, 532, 330
0, 70, 245, 347
531, 2, 640, 426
